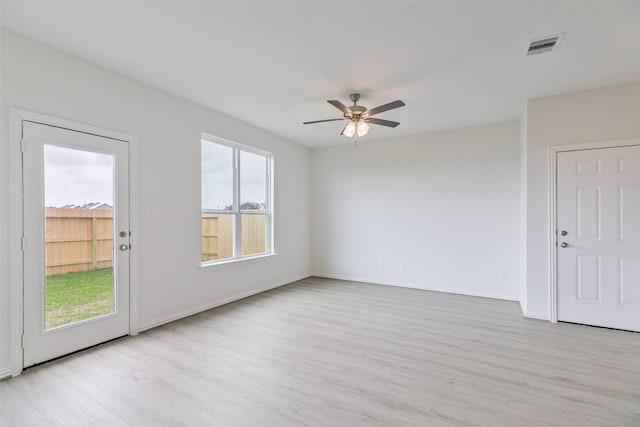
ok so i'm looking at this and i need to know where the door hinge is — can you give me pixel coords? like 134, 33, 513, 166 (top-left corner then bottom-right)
21, 334, 26, 349
21, 236, 26, 251
20, 138, 25, 153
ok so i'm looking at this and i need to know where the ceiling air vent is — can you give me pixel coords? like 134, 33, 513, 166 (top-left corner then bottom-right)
526, 33, 565, 56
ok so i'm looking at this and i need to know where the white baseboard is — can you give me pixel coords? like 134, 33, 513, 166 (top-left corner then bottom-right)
517, 298, 551, 321
522, 310, 550, 321
310, 272, 519, 302
138, 273, 311, 332
0, 366, 13, 380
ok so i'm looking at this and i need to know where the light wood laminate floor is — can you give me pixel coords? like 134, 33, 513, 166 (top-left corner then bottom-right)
2, 277, 639, 426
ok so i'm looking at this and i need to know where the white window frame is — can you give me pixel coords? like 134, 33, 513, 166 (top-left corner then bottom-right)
201, 134, 274, 266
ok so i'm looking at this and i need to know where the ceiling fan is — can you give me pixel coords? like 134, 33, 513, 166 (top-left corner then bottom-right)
303, 93, 405, 143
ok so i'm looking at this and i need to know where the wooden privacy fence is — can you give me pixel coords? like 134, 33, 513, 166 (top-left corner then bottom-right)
45, 207, 114, 276
201, 214, 266, 262
45, 208, 267, 275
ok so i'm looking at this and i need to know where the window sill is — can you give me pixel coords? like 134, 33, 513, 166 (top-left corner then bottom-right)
200, 253, 277, 271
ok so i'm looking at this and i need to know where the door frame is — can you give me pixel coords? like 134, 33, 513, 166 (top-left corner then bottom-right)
9, 108, 140, 376
548, 137, 640, 323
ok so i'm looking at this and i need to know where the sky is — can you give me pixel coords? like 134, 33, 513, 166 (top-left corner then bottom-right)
43, 142, 266, 210
44, 145, 114, 207
201, 141, 266, 211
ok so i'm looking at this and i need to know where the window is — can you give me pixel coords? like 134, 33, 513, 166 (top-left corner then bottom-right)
201, 135, 273, 264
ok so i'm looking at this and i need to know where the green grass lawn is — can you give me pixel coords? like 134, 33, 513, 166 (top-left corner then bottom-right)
45, 268, 115, 329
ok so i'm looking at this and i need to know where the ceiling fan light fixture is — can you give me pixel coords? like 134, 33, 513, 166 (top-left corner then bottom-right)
342, 120, 369, 139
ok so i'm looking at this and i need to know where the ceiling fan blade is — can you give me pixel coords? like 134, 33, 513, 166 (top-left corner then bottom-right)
327, 100, 352, 116
363, 117, 400, 128
363, 100, 405, 117
303, 118, 345, 125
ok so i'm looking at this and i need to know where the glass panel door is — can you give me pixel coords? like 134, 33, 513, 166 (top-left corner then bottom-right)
22, 121, 130, 367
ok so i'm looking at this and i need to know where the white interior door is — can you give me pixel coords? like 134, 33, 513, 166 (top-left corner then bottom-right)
557, 145, 640, 332
22, 121, 130, 367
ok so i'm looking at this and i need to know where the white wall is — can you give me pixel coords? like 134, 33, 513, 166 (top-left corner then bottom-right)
0, 30, 311, 374
519, 110, 528, 312
311, 121, 521, 300
524, 81, 640, 318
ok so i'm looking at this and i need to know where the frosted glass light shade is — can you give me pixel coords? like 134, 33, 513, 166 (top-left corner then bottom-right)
342, 121, 356, 138
357, 121, 369, 137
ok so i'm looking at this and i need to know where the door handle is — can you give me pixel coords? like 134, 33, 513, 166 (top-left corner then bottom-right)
560, 242, 569, 248
119, 244, 130, 251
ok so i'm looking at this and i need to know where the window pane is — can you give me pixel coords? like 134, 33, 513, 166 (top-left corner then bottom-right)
202, 141, 233, 211
242, 214, 267, 256
240, 150, 266, 211
202, 213, 234, 262
43, 145, 115, 329
201, 135, 273, 265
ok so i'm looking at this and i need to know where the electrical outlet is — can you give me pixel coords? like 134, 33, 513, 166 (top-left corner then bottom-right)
378, 261, 385, 270
400, 263, 407, 271
498, 272, 507, 281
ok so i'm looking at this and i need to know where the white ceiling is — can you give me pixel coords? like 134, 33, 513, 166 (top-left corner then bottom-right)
2, 1, 640, 148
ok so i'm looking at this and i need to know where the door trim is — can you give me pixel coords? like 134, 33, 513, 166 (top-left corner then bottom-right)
9, 108, 139, 376
548, 137, 640, 324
